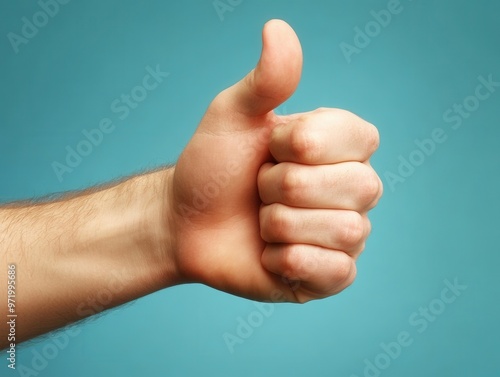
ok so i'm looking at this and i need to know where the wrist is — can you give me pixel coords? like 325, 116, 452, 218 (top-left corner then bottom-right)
134, 167, 181, 291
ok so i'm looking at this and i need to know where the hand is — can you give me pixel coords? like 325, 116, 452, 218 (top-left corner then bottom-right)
0, 18, 381, 347
166, 19, 382, 303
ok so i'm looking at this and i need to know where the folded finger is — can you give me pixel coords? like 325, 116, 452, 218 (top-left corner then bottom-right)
260, 203, 370, 255
270, 108, 379, 164
258, 161, 383, 212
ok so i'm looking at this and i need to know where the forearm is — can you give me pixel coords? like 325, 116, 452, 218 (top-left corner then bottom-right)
0, 168, 177, 346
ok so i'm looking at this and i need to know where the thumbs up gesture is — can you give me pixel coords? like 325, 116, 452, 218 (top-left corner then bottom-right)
167, 20, 382, 303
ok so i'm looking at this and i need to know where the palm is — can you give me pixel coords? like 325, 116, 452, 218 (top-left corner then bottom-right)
171, 109, 294, 301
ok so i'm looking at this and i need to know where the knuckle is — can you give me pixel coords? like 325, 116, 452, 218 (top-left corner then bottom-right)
289, 122, 321, 163
257, 163, 275, 203
209, 91, 228, 114
333, 108, 361, 129
333, 110, 380, 158
314, 107, 330, 113
329, 107, 351, 118
331, 255, 356, 289
281, 245, 308, 280
261, 204, 289, 242
354, 241, 367, 255
364, 123, 380, 154
336, 109, 379, 158
357, 167, 382, 207
349, 217, 371, 256
339, 212, 365, 248
374, 176, 384, 204
364, 216, 372, 237
280, 167, 305, 203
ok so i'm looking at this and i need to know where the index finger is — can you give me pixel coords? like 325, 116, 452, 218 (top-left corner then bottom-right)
270, 108, 380, 164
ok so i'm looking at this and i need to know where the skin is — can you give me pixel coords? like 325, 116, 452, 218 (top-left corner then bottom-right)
0, 20, 382, 348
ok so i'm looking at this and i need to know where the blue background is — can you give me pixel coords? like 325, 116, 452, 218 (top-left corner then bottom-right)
1, 0, 499, 376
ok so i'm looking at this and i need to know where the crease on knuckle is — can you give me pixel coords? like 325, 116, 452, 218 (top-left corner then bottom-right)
289, 123, 321, 163
332, 255, 356, 289
372, 176, 384, 205
365, 123, 380, 154
364, 216, 372, 238
280, 167, 305, 204
339, 212, 365, 248
358, 169, 382, 208
281, 245, 307, 280
264, 204, 290, 242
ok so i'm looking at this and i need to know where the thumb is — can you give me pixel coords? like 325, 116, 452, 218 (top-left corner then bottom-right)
220, 19, 303, 117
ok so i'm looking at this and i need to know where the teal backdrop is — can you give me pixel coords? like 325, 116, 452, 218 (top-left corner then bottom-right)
1, 1, 499, 376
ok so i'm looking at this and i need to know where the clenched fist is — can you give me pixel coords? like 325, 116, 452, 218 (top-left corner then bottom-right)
0, 18, 383, 346
167, 19, 383, 303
